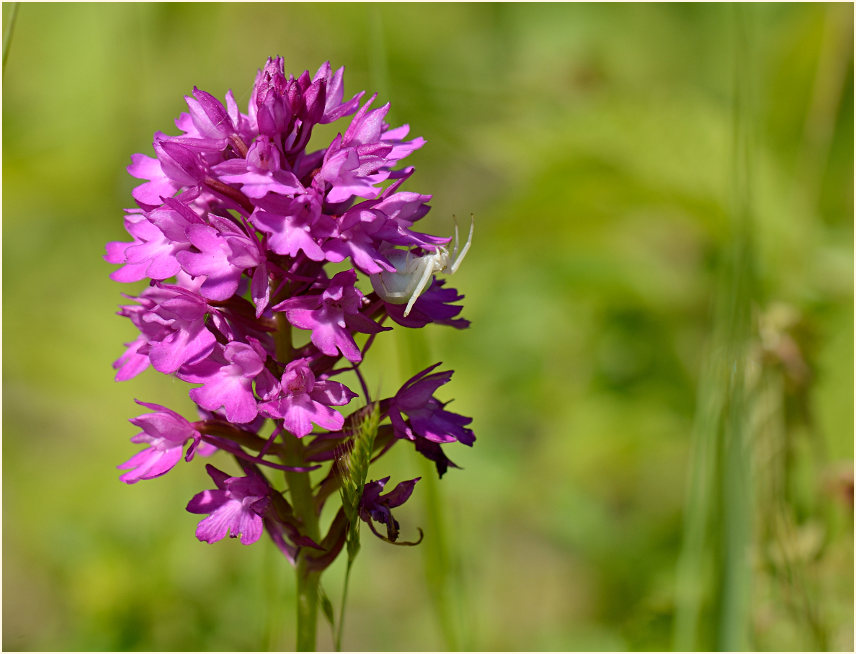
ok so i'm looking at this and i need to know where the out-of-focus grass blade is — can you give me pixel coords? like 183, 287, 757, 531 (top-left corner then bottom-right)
674, 5, 757, 650
398, 328, 466, 651
371, 11, 467, 647
3, 2, 19, 75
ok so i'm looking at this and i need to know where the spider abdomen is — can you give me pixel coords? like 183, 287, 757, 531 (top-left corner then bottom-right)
371, 250, 433, 303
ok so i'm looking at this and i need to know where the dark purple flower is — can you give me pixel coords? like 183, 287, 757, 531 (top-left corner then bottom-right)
118, 401, 201, 483
384, 279, 470, 329
359, 476, 420, 542
186, 465, 271, 545
260, 358, 357, 437
413, 439, 460, 479
389, 363, 475, 446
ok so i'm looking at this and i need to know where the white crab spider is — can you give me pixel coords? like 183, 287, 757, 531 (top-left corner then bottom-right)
371, 216, 474, 317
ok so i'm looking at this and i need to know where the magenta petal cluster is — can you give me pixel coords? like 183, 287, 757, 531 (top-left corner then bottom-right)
187, 465, 271, 545
260, 357, 357, 437
275, 269, 389, 363
118, 401, 202, 483
108, 57, 474, 567
179, 339, 275, 424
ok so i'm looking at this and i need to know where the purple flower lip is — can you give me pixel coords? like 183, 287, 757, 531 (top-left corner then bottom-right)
259, 357, 356, 437
274, 270, 390, 363
186, 465, 271, 545
176, 220, 263, 301
178, 341, 273, 424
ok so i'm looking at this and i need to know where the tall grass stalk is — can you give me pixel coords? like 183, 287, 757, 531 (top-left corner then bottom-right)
674, 5, 758, 650
369, 6, 391, 110
797, 4, 854, 213
263, 526, 287, 650
368, 10, 469, 647
2, 2, 19, 75
398, 328, 466, 650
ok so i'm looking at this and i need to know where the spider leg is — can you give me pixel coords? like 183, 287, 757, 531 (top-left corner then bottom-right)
449, 215, 474, 274
403, 259, 436, 317
450, 215, 460, 265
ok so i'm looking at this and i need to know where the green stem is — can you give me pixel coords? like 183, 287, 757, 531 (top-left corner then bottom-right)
295, 558, 321, 651
275, 311, 294, 362
276, 313, 320, 651
283, 434, 321, 651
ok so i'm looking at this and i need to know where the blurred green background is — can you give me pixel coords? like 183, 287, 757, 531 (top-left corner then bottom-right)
3, 3, 853, 651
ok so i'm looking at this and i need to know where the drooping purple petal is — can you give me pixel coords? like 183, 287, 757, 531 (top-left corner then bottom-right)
389, 363, 475, 448
358, 476, 421, 542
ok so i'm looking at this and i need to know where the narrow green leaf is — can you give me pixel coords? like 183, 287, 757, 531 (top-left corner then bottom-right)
319, 584, 336, 631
